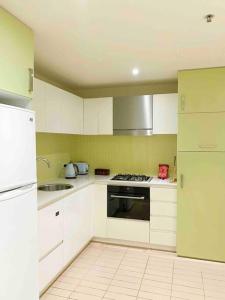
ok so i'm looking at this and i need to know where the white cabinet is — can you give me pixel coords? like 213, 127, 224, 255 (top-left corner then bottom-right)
39, 243, 63, 293
63, 185, 93, 265
32, 79, 46, 132
38, 185, 93, 293
38, 201, 63, 260
93, 184, 107, 237
38, 201, 63, 293
153, 93, 178, 134
83, 98, 113, 135
107, 218, 150, 243
150, 187, 177, 249
32, 78, 83, 134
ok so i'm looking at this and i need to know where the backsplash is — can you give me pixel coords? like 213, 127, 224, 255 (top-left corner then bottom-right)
71, 135, 177, 176
36, 133, 73, 181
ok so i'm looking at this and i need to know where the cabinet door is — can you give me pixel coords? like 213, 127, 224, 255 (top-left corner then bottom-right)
178, 112, 225, 151
83, 99, 99, 134
63, 192, 82, 264
38, 202, 63, 260
153, 94, 178, 134
63, 186, 94, 265
177, 152, 225, 262
45, 84, 62, 133
94, 185, 107, 238
32, 79, 47, 132
178, 68, 225, 113
98, 98, 113, 135
79, 185, 94, 245
0, 8, 34, 99
60, 92, 83, 134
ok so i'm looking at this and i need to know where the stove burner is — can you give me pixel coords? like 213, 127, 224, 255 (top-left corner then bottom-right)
111, 174, 152, 182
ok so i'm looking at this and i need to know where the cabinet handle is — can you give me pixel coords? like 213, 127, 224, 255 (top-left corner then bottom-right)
55, 211, 60, 216
28, 68, 34, 93
180, 95, 185, 111
198, 144, 217, 149
180, 174, 184, 189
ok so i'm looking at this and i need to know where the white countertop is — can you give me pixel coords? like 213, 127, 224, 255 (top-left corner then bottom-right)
37, 175, 177, 210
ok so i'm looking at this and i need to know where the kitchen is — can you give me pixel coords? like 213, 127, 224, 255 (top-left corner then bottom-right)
1, 2, 225, 300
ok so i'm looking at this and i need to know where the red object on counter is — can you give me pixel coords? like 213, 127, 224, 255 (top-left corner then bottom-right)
158, 164, 169, 179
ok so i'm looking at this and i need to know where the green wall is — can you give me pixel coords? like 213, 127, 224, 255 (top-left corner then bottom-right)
71, 135, 177, 175
36, 133, 73, 181
36, 133, 177, 181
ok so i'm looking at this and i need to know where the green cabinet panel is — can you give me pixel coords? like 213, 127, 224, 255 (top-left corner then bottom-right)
177, 152, 225, 262
178, 68, 225, 113
0, 8, 34, 98
178, 112, 225, 152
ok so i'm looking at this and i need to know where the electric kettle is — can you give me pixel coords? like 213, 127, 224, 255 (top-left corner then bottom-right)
64, 162, 78, 179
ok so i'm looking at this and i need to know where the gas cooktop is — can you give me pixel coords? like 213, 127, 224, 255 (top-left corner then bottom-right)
111, 174, 152, 182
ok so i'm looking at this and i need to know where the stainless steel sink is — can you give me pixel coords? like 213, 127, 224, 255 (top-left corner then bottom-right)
38, 183, 74, 191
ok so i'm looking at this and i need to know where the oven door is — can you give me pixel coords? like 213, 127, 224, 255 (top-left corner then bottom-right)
107, 193, 150, 221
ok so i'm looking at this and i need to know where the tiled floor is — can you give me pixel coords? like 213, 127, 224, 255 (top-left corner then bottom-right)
41, 242, 225, 300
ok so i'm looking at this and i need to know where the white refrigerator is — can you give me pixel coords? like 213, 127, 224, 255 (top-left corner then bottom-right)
0, 104, 38, 300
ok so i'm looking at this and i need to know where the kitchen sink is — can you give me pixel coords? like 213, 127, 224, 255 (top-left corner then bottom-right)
38, 183, 74, 191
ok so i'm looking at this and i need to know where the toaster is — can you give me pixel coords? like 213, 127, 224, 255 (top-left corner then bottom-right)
74, 162, 89, 175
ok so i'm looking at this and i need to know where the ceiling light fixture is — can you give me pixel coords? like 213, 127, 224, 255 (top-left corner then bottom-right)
205, 14, 214, 23
132, 68, 139, 76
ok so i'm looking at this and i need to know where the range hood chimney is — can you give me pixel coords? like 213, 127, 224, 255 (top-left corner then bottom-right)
113, 95, 153, 136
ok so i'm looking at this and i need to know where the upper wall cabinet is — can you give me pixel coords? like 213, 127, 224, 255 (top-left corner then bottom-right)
178, 68, 225, 113
83, 98, 113, 135
0, 8, 34, 100
32, 79, 83, 134
153, 93, 178, 134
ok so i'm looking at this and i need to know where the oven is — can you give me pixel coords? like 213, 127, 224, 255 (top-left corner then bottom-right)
107, 185, 150, 221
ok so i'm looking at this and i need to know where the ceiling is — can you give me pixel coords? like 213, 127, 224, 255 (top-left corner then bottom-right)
1, 0, 225, 88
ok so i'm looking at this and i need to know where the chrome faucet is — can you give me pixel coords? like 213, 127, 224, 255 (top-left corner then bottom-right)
36, 156, 51, 168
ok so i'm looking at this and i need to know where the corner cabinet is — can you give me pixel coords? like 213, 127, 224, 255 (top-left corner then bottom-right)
83, 98, 113, 135
32, 79, 83, 134
153, 93, 178, 134
0, 8, 34, 100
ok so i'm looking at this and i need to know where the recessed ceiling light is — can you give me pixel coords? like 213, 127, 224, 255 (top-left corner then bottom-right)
132, 68, 139, 76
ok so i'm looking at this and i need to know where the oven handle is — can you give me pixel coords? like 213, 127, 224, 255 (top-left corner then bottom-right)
110, 194, 145, 200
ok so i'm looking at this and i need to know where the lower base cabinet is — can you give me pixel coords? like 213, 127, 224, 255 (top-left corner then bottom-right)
150, 187, 177, 249
63, 185, 94, 265
38, 185, 94, 294
107, 218, 150, 243
39, 243, 63, 292
38, 183, 178, 294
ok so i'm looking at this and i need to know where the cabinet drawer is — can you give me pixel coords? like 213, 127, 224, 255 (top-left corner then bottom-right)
178, 112, 225, 152
107, 218, 150, 243
151, 216, 176, 231
151, 188, 176, 203
39, 243, 63, 293
151, 201, 176, 217
150, 230, 176, 247
38, 202, 63, 259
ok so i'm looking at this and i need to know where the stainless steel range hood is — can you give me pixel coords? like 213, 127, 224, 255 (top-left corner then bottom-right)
113, 95, 153, 136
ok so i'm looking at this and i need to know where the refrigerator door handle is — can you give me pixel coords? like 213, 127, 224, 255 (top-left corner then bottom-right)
0, 184, 36, 202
